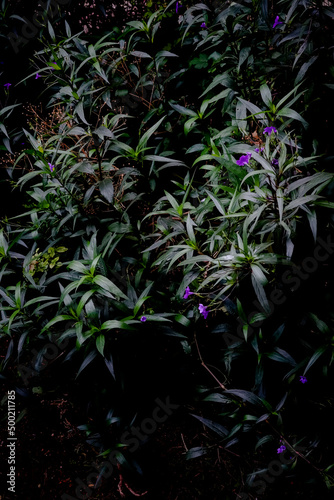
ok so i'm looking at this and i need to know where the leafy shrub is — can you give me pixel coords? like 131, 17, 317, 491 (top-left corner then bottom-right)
1, 0, 334, 496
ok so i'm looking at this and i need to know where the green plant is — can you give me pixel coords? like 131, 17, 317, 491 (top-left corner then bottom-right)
1, 1, 334, 497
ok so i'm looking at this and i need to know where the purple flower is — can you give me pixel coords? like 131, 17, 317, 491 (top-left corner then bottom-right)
277, 445, 286, 454
236, 152, 252, 166
201, 22, 206, 28
176, 1, 181, 13
35, 73, 41, 79
48, 163, 55, 173
4, 83, 11, 89
299, 376, 307, 384
199, 303, 209, 319
263, 126, 277, 136
271, 158, 279, 166
273, 16, 283, 28
140, 316, 147, 322
183, 286, 193, 299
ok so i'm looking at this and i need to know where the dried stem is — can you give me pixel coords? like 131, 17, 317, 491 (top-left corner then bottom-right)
194, 332, 227, 390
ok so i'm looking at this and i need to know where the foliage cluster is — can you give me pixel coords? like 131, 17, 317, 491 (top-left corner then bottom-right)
1, 0, 334, 496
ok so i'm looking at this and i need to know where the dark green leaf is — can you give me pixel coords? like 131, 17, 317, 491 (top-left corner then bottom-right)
99, 178, 114, 203
190, 414, 228, 438
186, 447, 208, 460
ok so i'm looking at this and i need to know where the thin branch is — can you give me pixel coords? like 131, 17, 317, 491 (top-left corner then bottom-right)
194, 332, 227, 390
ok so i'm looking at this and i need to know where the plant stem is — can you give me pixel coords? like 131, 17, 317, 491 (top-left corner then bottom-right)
94, 138, 103, 181
194, 332, 227, 390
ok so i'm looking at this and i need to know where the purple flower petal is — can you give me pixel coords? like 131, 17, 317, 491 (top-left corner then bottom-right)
4, 83, 11, 89
236, 152, 252, 166
35, 73, 41, 79
263, 126, 277, 136
199, 303, 209, 319
277, 445, 286, 454
183, 286, 193, 299
140, 316, 147, 322
299, 376, 307, 384
273, 16, 283, 28
201, 22, 206, 28
48, 163, 55, 173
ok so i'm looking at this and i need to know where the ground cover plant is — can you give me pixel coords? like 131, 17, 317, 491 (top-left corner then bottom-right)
1, 1, 334, 498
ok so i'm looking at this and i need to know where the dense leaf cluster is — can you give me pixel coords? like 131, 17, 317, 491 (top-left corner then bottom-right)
1, 1, 334, 497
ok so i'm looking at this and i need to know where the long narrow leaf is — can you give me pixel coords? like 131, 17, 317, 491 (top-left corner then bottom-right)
190, 414, 228, 438
76, 351, 98, 378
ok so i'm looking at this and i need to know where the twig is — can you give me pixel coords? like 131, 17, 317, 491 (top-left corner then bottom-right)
123, 483, 148, 497
117, 463, 148, 497
194, 332, 227, 390
218, 445, 240, 458
93, 137, 103, 181
181, 433, 188, 452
